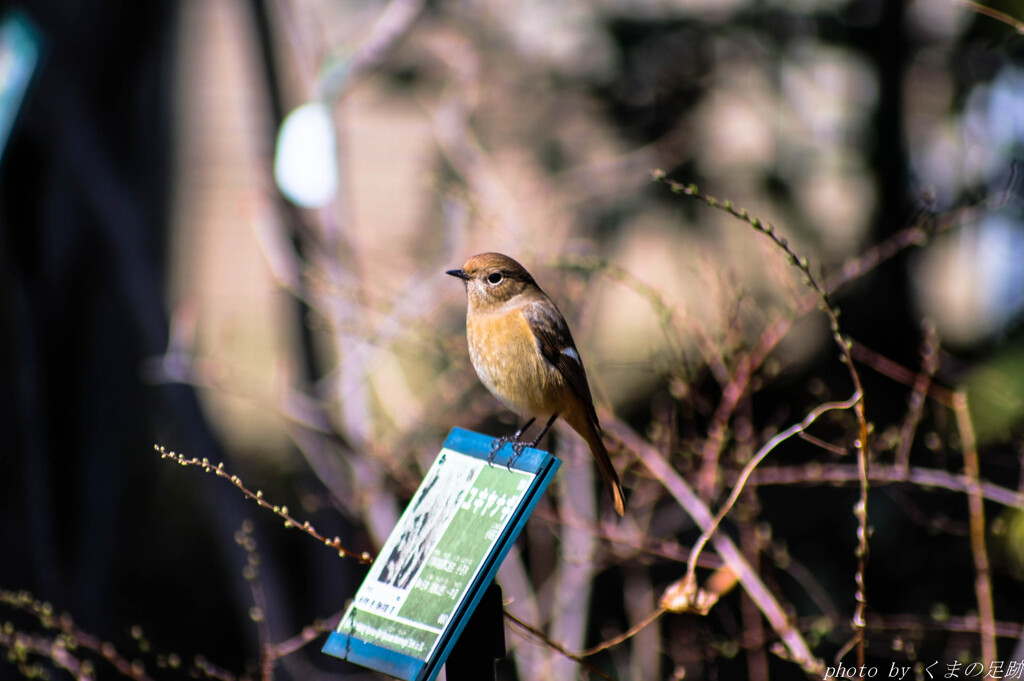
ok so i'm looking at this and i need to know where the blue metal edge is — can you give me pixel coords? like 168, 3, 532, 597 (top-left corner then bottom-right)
442, 426, 551, 473
419, 427, 562, 681
323, 630, 424, 680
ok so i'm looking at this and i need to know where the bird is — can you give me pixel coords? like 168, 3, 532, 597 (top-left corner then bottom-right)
447, 252, 626, 516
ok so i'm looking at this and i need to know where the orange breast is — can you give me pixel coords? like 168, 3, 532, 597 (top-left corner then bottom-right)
467, 310, 565, 417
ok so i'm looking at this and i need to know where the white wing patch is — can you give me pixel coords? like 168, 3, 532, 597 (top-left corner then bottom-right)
561, 346, 581, 363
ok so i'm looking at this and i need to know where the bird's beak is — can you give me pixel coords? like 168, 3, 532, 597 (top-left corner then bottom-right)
446, 268, 470, 281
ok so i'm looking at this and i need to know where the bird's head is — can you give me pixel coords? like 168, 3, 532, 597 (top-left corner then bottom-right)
447, 252, 540, 309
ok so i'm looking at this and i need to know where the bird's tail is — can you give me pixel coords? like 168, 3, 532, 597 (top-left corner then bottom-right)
570, 412, 626, 516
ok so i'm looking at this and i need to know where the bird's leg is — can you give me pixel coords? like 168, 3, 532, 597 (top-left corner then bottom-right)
488, 417, 535, 464
506, 412, 559, 470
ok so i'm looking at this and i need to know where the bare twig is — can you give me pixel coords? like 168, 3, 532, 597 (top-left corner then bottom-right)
653, 172, 873, 662
740, 518, 770, 681
319, 0, 428, 102
234, 521, 275, 681
686, 393, 862, 589
605, 417, 825, 677
0, 630, 94, 681
271, 613, 344, 660
851, 340, 956, 408
503, 610, 617, 681
747, 463, 1024, 510
0, 590, 158, 681
956, 0, 1024, 33
953, 390, 997, 662
578, 607, 667, 658
155, 446, 373, 564
740, 613, 1023, 650
895, 321, 941, 473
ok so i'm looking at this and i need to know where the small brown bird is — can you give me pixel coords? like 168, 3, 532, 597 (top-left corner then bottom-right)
447, 252, 626, 516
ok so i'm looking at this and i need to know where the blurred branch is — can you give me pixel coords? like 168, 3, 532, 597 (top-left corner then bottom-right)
155, 446, 373, 564
0, 590, 155, 681
765, 541, 842, 623
953, 390, 997, 663
0, 630, 93, 681
691, 195, 986, 423
319, 0, 427, 102
895, 321, 941, 473
503, 611, 616, 681
957, 1, 1024, 33
747, 463, 1024, 510
850, 340, 956, 408
654, 172, 873, 664
495, 544, 545, 675
232, 520, 347, 681
272, 613, 344, 660
145, 342, 363, 514
555, 255, 709, 377
686, 392, 862, 599
549, 439, 599, 678
536, 502, 725, 567
741, 517, 770, 681
743, 613, 1023, 651
233, 521, 275, 681
579, 606, 667, 658
605, 417, 825, 677
429, 35, 528, 242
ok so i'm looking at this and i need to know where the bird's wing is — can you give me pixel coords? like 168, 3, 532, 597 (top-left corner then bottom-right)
522, 298, 600, 425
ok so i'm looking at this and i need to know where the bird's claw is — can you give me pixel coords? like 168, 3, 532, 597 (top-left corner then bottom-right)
487, 437, 509, 466
487, 435, 528, 470
506, 441, 528, 471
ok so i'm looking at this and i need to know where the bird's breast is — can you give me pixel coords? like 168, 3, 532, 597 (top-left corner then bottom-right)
466, 310, 563, 417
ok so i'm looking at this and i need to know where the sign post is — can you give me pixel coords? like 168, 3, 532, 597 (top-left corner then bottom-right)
323, 427, 561, 681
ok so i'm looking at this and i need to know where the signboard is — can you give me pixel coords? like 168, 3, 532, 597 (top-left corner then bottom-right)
323, 427, 561, 681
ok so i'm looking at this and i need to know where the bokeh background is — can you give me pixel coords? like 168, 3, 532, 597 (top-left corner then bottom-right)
1, 0, 1023, 679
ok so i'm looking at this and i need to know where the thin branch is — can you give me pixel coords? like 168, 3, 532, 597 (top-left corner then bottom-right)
851, 340, 956, 408
895, 321, 940, 473
953, 390, 997, 662
686, 393, 862, 589
234, 521, 275, 681
956, 0, 1024, 33
739, 613, 1023, 650
605, 417, 825, 677
746, 463, 1024, 510
0, 630, 93, 681
653, 173, 873, 662
740, 518, 770, 681
0, 590, 156, 681
503, 610, 616, 681
578, 607, 667, 658
319, 0, 428, 102
155, 446, 373, 564
270, 612, 344, 659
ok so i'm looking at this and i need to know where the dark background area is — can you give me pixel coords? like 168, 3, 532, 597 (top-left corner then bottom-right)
1, 1, 1023, 680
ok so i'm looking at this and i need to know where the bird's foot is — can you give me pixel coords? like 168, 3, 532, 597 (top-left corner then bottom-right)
487, 437, 538, 471
487, 417, 536, 468
487, 434, 524, 468
506, 440, 530, 471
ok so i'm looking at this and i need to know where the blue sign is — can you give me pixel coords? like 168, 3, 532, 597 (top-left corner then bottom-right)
323, 428, 561, 681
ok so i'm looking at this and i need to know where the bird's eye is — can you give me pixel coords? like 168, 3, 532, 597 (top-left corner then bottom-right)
487, 272, 503, 285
